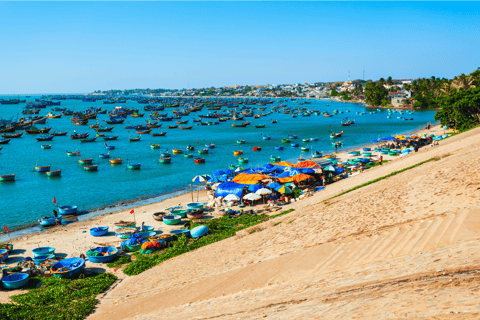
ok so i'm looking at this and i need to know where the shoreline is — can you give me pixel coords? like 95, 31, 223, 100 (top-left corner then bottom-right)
0, 120, 440, 243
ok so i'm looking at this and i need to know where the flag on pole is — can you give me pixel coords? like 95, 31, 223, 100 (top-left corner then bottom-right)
130, 209, 134, 214
3, 226, 7, 231
53, 196, 56, 204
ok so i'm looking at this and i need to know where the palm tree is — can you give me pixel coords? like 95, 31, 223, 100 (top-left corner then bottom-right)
386, 76, 393, 85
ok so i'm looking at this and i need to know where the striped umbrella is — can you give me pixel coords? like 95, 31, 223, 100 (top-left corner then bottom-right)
277, 186, 293, 194
192, 175, 206, 182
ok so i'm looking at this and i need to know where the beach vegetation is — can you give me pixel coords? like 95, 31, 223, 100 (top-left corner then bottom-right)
123, 209, 295, 276
106, 255, 132, 268
0, 273, 117, 320
434, 87, 480, 131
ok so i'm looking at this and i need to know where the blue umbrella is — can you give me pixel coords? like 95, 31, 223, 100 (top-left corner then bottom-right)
192, 175, 206, 182
371, 139, 379, 143
381, 137, 395, 141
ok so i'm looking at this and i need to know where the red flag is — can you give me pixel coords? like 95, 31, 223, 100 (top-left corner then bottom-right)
130, 209, 134, 214
53, 196, 56, 204
3, 226, 7, 231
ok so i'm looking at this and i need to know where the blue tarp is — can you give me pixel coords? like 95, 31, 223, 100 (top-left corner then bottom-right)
215, 182, 246, 199
266, 182, 282, 190
213, 169, 233, 176
247, 184, 262, 192
276, 168, 315, 178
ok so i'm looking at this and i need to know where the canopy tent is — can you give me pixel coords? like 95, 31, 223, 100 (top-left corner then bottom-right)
214, 182, 246, 199
272, 161, 295, 167
276, 168, 315, 178
294, 160, 320, 168
231, 173, 271, 184
278, 173, 314, 184
380, 137, 395, 141
266, 182, 282, 190
213, 169, 233, 176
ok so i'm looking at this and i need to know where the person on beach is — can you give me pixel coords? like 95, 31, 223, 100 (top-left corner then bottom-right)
52, 210, 58, 218
141, 222, 145, 231
379, 156, 383, 165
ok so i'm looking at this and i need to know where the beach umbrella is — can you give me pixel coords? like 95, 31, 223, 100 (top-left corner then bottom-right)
192, 175, 206, 183
235, 167, 245, 172
203, 174, 213, 181
256, 188, 272, 195
277, 185, 293, 194
371, 139, 379, 143
325, 165, 336, 172
381, 137, 395, 141
224, 194, 240, 202
243, 193, 261, 201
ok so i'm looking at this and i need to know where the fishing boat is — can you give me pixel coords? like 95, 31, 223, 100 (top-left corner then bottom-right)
281, 138, 290, 144
312, 151, 322, 158
105, 144, 115, 150
35, 135, 54, 141
198, 148, 208, 154
184, 153, 193, 158
131, 113, 145, 118
179, 126, 193, 130
41, 144, 51, 149
151, 132, 167, 136
70, 132, 89, 139
51, 257, 85, 279
186, 145, 195, 151
25, 127, 51, 134
127, 163, 141, 170
271, 120, 277, 124
102, 135, 118, 141
205, 143, 215, 149
288, 135, 297, 139
51, 131, 68, 136
158, 157, 171, 164
90, 123, 100, 129
161, 152, 171, 157
95, 126, 114, 132
302, 139, 309, 143
332, 141, 343, 147
172, 149, 183, 154
80, 137, 97, 143
2, 132, 23, 138
167, 125, 178, 129
39, 216, 62, 227
99, 153, 110, 158
72, 119, 88, 125
78, 159, 93, 165
255, 124, 266, 128
45, 112, 62, 119
150, 144, 161, 149
310, 137, 318, 141
330, 131, 343, 139
84, 165, 98, 171
270, 155, 281, 162
46, 169, 61, 177
291, 143, 299, 147
301, 147, 310, 152
233, 150, 243, 156
274, 146, 284, 150
66, 150, 78, 156
110, 158, 122, 165
0, 174, 15, 182
0, 139, 11, 144
238, 157, 248, 164
35, 166, 50, 172
129, 136, 141, 142
232, 123, 248, 128
194, 158, 205, 164
262, 136, 271, 140
136, 129, 152, 134
104, 118, 125, 124
252, 146, 262, 151
236, 139, 246, 144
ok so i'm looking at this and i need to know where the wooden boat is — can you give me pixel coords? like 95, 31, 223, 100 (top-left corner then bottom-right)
129, 136, 141, 142
281, 138, 291, 144
301, 147, 310, 152
0, 139, 11, 144
46, 169, 61, 177
105, 144, 115, 150
131, 113, 145, 118
252, 146, 262, 151
176, 120, 189, 124
198, 148, 208, 154
187, 210, 203, 220
270, 156, 281, 163
158, 157, 171, 164
103, 135, 118, 141
39, 216, 62, 226
110, 158, 122, 165
167, 125, 178, 129
186, 145, 195, 151
41, 145, 51, 149
84, 165, 98, 171
25, 127, 51, 134
78, 159, 93, 165
232, 123, 248, 128
95, 126, 114, 132
179, 126, 193, 130
151, 132, 167, 136
35, 166, 50, 172
150, 144, 160, 149
2, 132, 23, 138
35, 135, 54, 141
236, 139, 246, 144
254, 124, 266, 128
194, 158, 205, 164
136, 129, 151, 134
323, 113, 333, 117
99, 153, 110, 158
172, 149, 183, 154
45, 113, 62, 119
51, 131, 68, 136
66, 150, 78, 156
233, 150, 243, 156
184, 153, 193, 158
146, 122, 162, 128
238, 157, 248, 164
70, 132, 89, 139
127, 163, 141, 170
90, 123, 100, 129
330, 131, 343, 138
104, 118, 125, 124
0, 147, 2, 151
72, 120, 88, 125
341, 122, 350, 126
0, 174, 15, 182
80, 137, 97, 143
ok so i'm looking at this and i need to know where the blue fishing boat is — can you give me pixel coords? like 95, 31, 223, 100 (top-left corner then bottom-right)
2, 273, 29, 289
274, 146, 284, 150
263, 136, 271, 140
58, 205, 78, 215
51, 257, 85, 279
86, 247, 118, 263
35, 165, 50, 172
291, 143, 299, 147
105, 144, 115, 150
39, 216, 62, 226
32, 247, 56, 258
99, 153, 110, 158
127, 163, 141, 170
89, 226, 109, 237
190, 225, 209, 238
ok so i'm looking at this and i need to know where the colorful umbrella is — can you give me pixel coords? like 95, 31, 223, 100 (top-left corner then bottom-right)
324, 165, 336, 172
277, 185, 292, 194
192, 175, 206, 182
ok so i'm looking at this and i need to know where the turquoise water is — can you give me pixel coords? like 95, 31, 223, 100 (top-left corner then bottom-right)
0, 96, 436, 229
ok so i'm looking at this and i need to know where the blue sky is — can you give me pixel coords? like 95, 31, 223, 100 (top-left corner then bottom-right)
1, 2, 479, 93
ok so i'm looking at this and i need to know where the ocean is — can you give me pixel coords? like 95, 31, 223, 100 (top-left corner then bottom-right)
0, 96, 437, 231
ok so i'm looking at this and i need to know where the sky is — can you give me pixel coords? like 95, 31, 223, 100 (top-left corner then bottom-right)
1, 2, 479, 94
